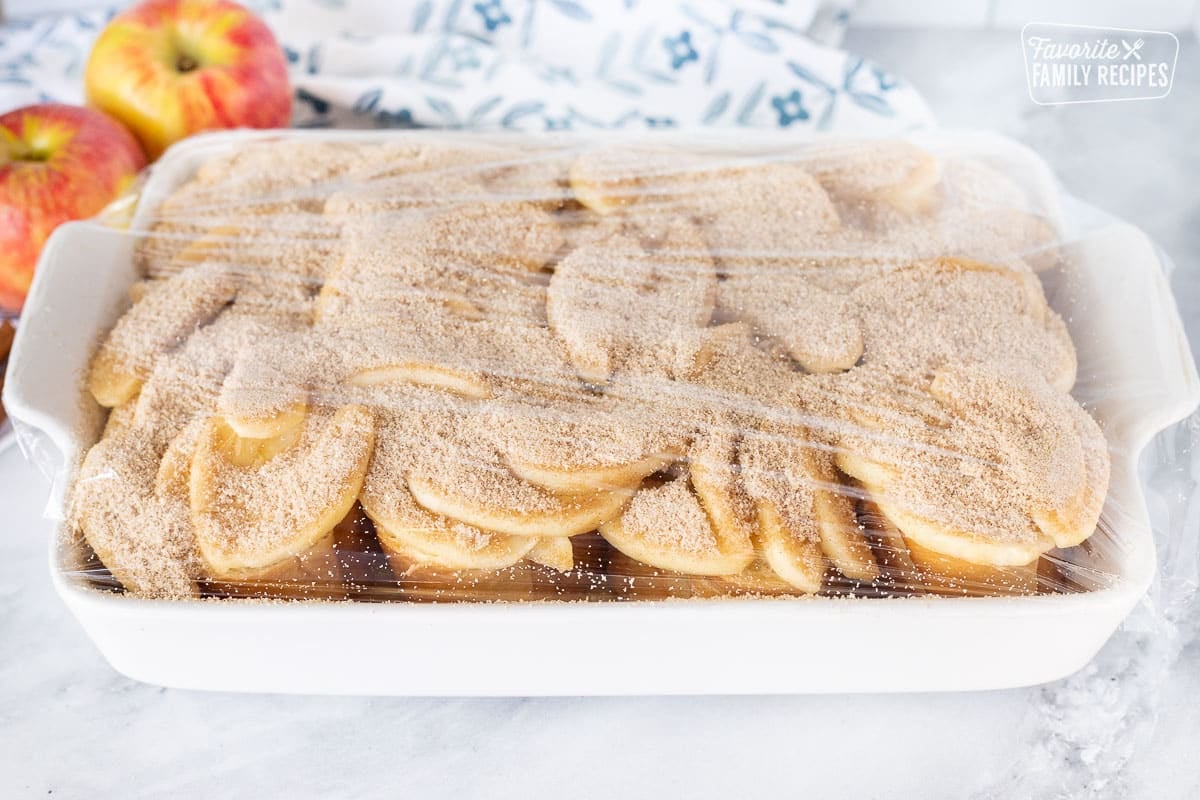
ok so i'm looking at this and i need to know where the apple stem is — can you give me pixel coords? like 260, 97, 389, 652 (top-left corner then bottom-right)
11, 141, 51, 163
176, 54, 199, 73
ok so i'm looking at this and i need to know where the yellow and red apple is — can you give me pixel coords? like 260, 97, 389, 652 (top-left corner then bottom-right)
0, 104, 147, 312
85, 0, 292, 160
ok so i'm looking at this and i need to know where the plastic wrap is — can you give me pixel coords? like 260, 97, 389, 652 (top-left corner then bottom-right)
10, 131, 1199, 610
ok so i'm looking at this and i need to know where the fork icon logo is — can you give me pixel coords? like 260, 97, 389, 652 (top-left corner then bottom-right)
1023, 23, 1177, 104
1121, 38, 1145, 60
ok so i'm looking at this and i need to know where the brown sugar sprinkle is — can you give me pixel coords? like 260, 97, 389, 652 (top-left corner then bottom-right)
71, 427, 201, 599
191, 405, 374, 566
131, 313, 272, 442
929, 367, 1091, 515
715, 265, 862, 374
69, 138, 1107, 599
850, 260, 1077, 391
324, 211, 552, 325
133, 142, 375, 275
216, 329, 315, 427
483, 390, 683, 473
620, 478, 724, 557
362, 406, 512, 555
738, 434, 823, 543
91, 264, 239, 387
407, 409, 584, 517
830, 366, 1096, 546
547, 219, 716, 381
806, 139, 941, 207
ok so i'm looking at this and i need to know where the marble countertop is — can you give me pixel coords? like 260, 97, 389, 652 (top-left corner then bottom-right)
2, 25, 1198, 800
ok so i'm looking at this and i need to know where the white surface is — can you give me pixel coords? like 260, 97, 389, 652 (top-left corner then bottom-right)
0, 433, 1196, 795
7, 129, 1194, 695
0, 448, 1033, 795
1, 23, 1199, 800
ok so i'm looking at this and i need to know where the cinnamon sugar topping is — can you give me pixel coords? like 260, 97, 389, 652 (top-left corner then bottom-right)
70, 137, 1106, 600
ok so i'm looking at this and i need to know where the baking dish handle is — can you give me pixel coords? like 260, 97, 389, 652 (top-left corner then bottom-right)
2, 222, 138, 519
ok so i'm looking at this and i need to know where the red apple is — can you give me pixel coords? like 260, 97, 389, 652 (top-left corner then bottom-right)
0, 104, 147, 312
84, 0, 292, 160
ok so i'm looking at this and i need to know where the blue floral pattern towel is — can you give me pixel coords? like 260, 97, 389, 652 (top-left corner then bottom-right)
0, 0, 933, 133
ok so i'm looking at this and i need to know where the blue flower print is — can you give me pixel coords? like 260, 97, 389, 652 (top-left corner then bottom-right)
543, 115, 572, 131
663, 30, 698, 70
644, 116, 677, 128
378, 108, 415, 128
771, 89, 810, 127
450, 44, 481, 71
296, 88, 330, 115
871, 65, 899, 92
473, 0, 511, 32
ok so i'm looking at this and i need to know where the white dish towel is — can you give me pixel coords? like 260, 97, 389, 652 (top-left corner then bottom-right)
0, 0, 934, 134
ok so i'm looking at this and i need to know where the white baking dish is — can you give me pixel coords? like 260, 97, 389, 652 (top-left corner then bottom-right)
4, 130, 1197, 695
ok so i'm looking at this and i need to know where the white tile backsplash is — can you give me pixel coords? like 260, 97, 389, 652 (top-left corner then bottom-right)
3, 0, 1193, 31
992, 0, 1194, 30
854, 0, 1195, 31
855, 0, 993, 27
